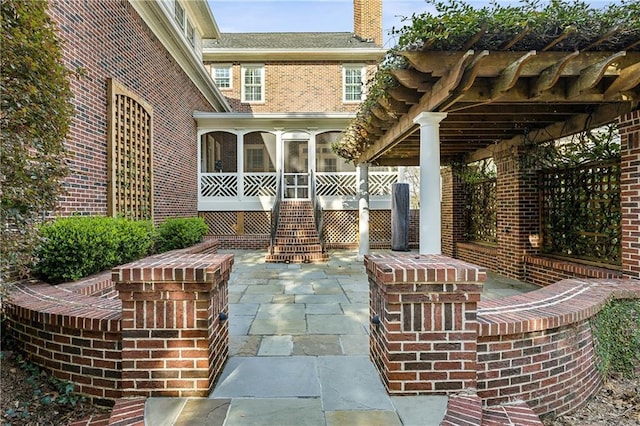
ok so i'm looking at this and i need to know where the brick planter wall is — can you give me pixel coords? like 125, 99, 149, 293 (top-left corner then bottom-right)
4, 284, 122, 406
456, 242, 498, 272
366, 253, 485, 394
476, 278, 640, 419
115, 252, 233, 397
4, 241, 231, 404
523, 256, 623, 287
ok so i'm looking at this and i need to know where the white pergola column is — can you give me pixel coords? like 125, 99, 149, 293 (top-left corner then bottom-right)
414, 112, 447, 254
357, 162, 370, 260
398, 166, 407, 183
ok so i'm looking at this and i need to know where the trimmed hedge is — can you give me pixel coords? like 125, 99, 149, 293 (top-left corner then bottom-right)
34, 216, 154, 284
155, 217, 208, 253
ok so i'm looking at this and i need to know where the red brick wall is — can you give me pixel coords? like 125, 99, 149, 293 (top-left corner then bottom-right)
476, 278, 640, 418
618, 109, 640, 279
48, 0, 216, 219
206, 62, 376, 113
4, 284, 122, 406
523, 256, 623, 287
477, 322, 601, 418
441, 166, 467, 258
494, 148, 540, 280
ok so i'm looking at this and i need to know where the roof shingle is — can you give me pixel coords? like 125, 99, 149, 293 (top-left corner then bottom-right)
203, 32, 380, 49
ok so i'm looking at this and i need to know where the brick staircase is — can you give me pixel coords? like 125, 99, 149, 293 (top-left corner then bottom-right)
265, 200, 328, 263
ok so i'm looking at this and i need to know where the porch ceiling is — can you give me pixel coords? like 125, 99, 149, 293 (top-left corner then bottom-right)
355, 48, 640, 166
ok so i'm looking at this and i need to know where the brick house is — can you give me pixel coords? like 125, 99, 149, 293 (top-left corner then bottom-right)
49, 0, 396, 257
49, 0, 230, 221
197, 0, 397, 255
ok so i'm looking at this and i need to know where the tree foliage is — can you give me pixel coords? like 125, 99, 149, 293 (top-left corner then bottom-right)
1, 0, 73, 287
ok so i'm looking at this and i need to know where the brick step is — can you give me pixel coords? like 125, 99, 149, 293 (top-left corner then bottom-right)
277, 222, 316, 228
269, 244, 324, 254
276, 232, 320, 239
265, 252, 329, 264
274, 237, 321, 245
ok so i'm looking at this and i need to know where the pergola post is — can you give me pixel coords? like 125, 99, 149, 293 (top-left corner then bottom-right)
357, 162, 370, 260
414, 112, 447, 254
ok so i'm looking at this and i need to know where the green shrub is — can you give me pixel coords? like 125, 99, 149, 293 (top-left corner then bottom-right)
33, 216, 154, 283
591, 299, 640, 378
155, 217, 208, 253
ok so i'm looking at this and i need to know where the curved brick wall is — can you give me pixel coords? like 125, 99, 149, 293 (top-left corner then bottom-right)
477, 278, 640, 419
4, 240, 227, 406
4, 283, 122, 406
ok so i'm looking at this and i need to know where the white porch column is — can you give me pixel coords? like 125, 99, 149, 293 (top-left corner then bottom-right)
274, 128, 283, 199
357, 162, 370, 260
398, 166, 407, 183
414, 112, 447, 254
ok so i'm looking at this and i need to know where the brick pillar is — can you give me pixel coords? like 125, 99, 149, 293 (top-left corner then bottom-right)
618, 109, 640, 279
494, 148, 540, 280
115, 253, 233, 397
366, 253, 484, 394
441, 164, 467, 258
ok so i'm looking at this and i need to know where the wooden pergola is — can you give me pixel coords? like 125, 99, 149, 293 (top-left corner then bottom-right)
339, 23, 639, 257
347, 44, 640, 166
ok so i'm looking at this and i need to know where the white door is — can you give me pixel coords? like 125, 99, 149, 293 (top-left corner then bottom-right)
283, 140, 309, 199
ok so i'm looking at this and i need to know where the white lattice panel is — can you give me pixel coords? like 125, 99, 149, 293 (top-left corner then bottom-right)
244, 174, 277, 197
370, 173, 397, 196
316, 173, 357, 196
200, 174, 238, 197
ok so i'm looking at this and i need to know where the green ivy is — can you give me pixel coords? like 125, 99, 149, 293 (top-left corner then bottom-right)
591, 299, 640, 378
334, 0, 639, 162
1, 0, 74, 288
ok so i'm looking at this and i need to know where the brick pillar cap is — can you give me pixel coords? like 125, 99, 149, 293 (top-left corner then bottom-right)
113, 253, 234, 283
364, 253, 486, 284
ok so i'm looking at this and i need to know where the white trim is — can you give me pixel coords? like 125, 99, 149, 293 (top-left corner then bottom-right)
241, 64, 265, 103
202, 48, 385, 62
128, 0, 231, 112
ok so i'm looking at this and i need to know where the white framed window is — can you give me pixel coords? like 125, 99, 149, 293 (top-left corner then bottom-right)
343, 64, 365, 103
186, 19, 195, 47
174, 0, 185, 29
212, 65, 232, 89
242, 65, 265, 103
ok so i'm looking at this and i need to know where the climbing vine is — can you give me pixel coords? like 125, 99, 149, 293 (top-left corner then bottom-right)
333, 0, 640, 161
591, 299, 640, 378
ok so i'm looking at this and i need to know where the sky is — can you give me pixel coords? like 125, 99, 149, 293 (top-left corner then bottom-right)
207, 0, 436, 48
207, 0, 617, 48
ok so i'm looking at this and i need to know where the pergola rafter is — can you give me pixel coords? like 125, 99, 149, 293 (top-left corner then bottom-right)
348, 48, 640, 165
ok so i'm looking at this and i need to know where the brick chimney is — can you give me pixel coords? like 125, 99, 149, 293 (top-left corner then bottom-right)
353, 0, 383, 46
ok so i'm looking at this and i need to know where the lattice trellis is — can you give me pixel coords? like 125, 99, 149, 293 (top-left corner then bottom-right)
245, 211, 271, 234
322, 210, 358, 243
200, 174, 238, 197
370, 173, 397, 196
370, 210, 392, 242
245, 174, 276, 196
539, 160, 621, 265
316, 173, 357, 196
107, 79, 153, 220
465, 178, 497, 244
200, 212, 237, 235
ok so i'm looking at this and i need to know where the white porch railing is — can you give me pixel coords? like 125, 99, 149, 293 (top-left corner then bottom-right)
198, 171, 397, 210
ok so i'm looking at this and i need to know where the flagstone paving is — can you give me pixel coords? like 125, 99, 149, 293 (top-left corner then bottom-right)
145, 249, 538, 425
